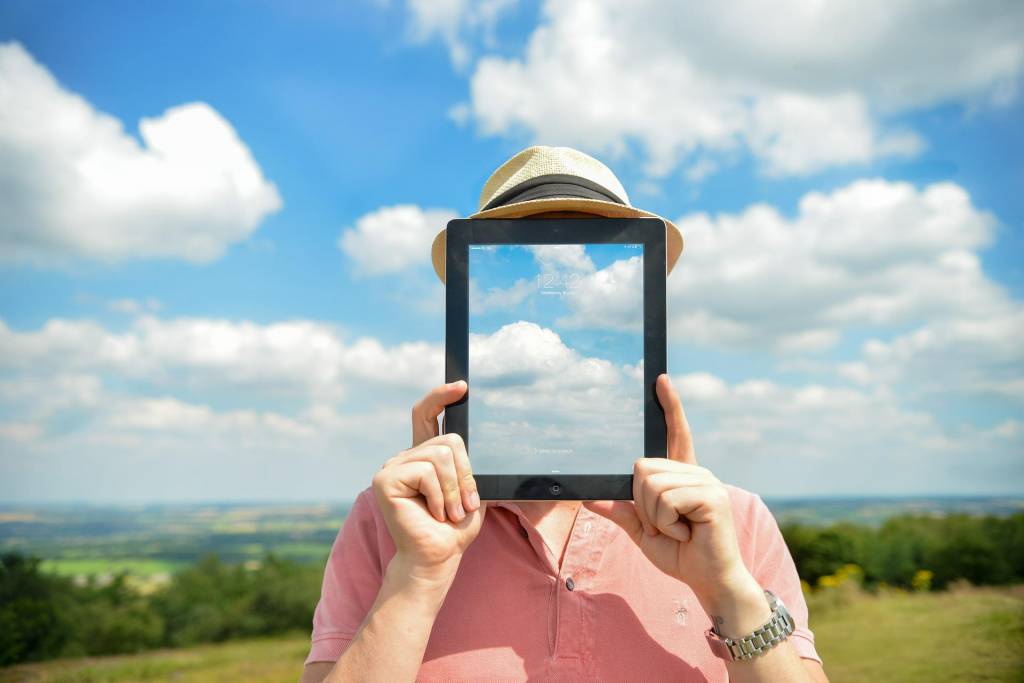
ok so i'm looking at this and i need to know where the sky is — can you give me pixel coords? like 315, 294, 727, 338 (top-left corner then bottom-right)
0, 0, 1022, 502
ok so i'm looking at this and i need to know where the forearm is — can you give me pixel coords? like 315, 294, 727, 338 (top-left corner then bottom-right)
324, 554, 456, 683
699, 570, 813, 683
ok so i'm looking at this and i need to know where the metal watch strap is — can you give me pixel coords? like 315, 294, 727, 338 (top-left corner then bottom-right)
705, 589, 795, 661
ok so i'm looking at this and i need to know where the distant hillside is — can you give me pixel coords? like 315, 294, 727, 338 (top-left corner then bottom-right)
764, 495, 1024, 526
2, 496, 1022, 578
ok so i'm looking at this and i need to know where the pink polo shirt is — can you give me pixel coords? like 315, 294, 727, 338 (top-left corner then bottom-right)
306, 483, 822, 680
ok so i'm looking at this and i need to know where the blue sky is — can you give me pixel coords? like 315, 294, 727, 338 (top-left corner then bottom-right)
1, 0, 1022, 502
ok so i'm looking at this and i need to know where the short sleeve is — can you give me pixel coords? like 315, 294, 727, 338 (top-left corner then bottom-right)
305, 486, 394, 664
747, 493, 823, 665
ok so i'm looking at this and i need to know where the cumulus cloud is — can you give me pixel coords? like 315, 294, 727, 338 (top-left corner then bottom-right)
0, 42, 282, 265
470, 320, 621, 389
0, 315, 443, 407
672, 371, 1024, 496
559, 255, 643, 331
449, 0, 1023, 177
668, 178, 1002, 351
468, 321, 644, 471
338, 204, 457, 276
842, 309, 1024, 402
0, 314, 448, 500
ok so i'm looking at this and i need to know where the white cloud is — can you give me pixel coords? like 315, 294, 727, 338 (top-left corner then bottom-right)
108, 298, 162, 315
673, 371, 1024, 496
470, 320, 600, 387
559, 255, 643, 331
0, 314, 449, 501
469, 276, 534, 313
468, 320, 644, 470
338, 204, 457, 276
669, 178, 1002, 351
527, 244, 595, 273
451, 0, 1023, 177
846, 309, 1024, 402
0, 315, 443, 406
0, 42, 282, 265
406, 0, 518, 69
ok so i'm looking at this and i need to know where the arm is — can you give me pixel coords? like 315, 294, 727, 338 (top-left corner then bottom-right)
701, 571, 829, 682
585, 374, 828, 683
304, 555, 457, 682
301, 380, 484, 683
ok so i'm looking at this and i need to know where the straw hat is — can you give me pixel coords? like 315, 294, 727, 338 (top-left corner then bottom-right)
430, 145, 683, 283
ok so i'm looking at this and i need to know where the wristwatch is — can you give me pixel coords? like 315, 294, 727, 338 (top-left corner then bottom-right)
705, 589, 795, 661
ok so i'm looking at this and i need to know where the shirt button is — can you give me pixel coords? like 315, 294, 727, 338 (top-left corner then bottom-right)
565, 577, 575, 591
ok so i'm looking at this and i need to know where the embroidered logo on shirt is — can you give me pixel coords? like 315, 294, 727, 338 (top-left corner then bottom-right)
673, 598, 689, 626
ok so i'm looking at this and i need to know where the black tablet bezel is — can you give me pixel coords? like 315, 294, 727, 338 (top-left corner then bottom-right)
443, 217, 667, 501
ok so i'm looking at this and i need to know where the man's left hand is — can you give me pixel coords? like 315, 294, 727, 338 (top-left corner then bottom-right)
584, 373, 761, 611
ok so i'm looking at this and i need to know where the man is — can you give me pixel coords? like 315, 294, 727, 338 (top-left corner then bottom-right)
301, 147, 830, 682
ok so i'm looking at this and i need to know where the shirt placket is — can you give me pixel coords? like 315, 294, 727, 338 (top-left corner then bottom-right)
552, 511, 588, 665
498, 503, 607, 671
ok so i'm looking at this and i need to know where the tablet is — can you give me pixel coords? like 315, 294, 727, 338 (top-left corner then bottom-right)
444, 217, 667, 501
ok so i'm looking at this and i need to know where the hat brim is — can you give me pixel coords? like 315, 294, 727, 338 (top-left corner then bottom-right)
430, 196, 683, 284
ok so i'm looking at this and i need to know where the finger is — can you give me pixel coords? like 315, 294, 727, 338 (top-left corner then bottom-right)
654, 488, 693, 543
385, 440, 466, 520
389, 460, 447, 523
656, 483, 727, 528
656, 374, 696, 464
641, 471, 710, 532
412, 380, 467, 447
634, 462, 710, 533
409, 442, 466, 522
633, 460, 658, 537
582, 500, 643, 543
438, 432, 479, 513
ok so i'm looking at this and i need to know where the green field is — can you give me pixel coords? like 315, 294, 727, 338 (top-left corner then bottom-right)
3, 586, 1021, 682
811, 585, 1024, 683
38, 559, 183, 578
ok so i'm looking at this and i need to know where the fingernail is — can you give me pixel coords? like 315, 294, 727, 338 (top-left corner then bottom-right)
455, 502, 465, 520
470, 491, 480, 509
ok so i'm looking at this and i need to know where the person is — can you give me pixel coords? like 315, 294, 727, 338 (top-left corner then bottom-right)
301, 147, 830, 682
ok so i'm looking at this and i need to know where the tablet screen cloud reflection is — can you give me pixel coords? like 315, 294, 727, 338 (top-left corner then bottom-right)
468, 243, 645, 474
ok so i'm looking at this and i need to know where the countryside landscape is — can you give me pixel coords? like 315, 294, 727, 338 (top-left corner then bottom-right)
2, 496, 1022, 682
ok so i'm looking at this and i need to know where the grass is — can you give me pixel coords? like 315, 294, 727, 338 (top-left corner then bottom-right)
810, 584, 1024, 683
0, 636, 310, 683
39, 559, 182, 578
2, 586, 1021, 682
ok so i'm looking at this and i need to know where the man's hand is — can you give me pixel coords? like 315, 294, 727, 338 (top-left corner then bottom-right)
584, 373, 758, 609
371, 380, 486, 582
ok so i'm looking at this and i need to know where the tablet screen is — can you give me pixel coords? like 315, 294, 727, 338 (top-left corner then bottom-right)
467, 243, 644, 475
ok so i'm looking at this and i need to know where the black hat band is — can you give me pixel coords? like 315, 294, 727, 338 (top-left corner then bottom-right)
481, 173, 626, 212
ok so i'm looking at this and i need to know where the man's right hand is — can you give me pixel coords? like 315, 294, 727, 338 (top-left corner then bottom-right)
371, 380, 486, 580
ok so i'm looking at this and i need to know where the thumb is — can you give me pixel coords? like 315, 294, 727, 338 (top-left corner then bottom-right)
583, 500, 643, 542
657, 373, 697, 465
